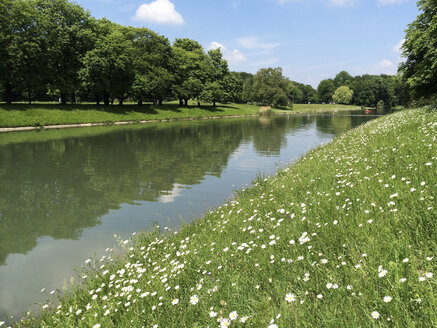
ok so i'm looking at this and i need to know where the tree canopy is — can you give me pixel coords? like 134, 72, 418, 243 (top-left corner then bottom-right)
400, 0, 437, 100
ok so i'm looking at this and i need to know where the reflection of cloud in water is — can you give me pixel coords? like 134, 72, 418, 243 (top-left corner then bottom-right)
159, 184, 187, 204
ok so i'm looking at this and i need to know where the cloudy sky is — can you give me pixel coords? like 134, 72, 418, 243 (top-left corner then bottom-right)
75, 0, 418, 87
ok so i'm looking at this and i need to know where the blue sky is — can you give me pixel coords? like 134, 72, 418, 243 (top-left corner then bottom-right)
75, 0, 419, 87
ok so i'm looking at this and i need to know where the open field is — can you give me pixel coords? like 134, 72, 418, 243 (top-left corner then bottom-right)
291, 103, 363, 113
15, 107, 436, 327
0, 103, 364, 129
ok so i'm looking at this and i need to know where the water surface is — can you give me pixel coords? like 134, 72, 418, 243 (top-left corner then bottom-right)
0, 113, 375, 320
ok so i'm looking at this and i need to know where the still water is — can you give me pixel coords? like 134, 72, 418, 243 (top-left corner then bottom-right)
0, 114, 375, 320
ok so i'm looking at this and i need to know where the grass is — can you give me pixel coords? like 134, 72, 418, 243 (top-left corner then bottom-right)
14, 107, 437, 327
289, 103, 363, 114
0, 103, 364, 129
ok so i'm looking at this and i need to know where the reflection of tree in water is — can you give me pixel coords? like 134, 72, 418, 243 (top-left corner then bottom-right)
0, 115, 372, 265
0, 118, 298, 265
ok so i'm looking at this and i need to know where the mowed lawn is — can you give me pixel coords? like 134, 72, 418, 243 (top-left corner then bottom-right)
0, 103, 364, 128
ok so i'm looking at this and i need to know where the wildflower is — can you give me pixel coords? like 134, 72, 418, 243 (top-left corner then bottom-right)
285, 293, 296, 303
321, 259, 328, 264
220, 318, 231, 327
403, 258, 409, 263
240, 316, 249, 323
268, 325, 278, 328
172, 299, 179, 305
209, 311, 218, 317
383, 296, 392, 303
229, 311, 238, 320
426, 272, 433, 279
92, 325, 101, 328
190, 295, 199, 305
419, 277, 426, 282
326, 283, 333, 289
317, 294, 323, 299
371, 311, 380, 319
76, 309, 82, 315
399, 278, 407, 283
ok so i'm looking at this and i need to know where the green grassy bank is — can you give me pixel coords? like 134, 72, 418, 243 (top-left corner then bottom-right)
16, 108, 436, 327
0, 103, 362, 129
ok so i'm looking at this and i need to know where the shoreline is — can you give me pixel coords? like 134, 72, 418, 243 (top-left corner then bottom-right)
0, 109, 373, 134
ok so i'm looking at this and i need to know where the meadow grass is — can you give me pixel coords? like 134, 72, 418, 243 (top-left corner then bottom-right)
0, 103, 362, 129
289, 103, 363, 114
15, 107, 436, 328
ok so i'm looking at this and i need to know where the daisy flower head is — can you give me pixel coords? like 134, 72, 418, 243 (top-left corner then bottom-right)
172, 298, 179, 305
383, 296, 392, 303
285, 293, 296, 303
371, 311, 380, 319
190, 295, 199, 305
229, 311, 238, 320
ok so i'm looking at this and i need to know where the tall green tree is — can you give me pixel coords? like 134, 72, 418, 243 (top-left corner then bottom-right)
317, 79, 335, 103
332, 86, 354, 104
333, 71, 353, 88
80, 24, 135, 105
251, 67, 289, 107
172, 38, 209, 106
400, 0, 437, 100
126, 27, 174, 105
34, 0, 95, 104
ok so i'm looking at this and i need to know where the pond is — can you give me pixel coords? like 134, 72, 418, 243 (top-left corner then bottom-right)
0, 113, 377, 321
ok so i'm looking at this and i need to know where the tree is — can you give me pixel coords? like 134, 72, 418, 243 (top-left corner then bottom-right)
80, 24, 135, 105
400, 0, 437, 100
251, 67, 289, 107
287, 82, 304, 104
332, 86, 354, 104
333, 71, 353, 88
34, 0, 95, 105
126, 27, 173, 105
317, 79, 335, 103
172, 38, 209, 106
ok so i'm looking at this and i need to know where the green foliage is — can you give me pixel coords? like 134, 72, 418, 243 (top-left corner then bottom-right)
333, 71, 353, 88
251, 67, 289, 107
317, 79, 336, 103
332, 86, 354, 104
79, 25, 135, 105
400, 0, 437, 100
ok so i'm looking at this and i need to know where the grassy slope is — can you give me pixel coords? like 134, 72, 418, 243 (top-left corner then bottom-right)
18, 108, 436, 328
0, 103, 362, 128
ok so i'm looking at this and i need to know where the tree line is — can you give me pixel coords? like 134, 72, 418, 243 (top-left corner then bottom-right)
0, 0, 434, 107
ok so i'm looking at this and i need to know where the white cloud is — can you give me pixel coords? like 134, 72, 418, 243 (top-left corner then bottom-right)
379, 59, 394, 69
159, 184, 185, 203
393, 39, 405, 53
208, 41, 227, 52
225, 49, 248, 65
237, 37, 281, 50
133, 0, 185, 25
377, 0, 407, 5
208, 41, 247, 66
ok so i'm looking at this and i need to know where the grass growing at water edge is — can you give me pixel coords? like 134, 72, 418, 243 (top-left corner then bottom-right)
16, 107, 436, 327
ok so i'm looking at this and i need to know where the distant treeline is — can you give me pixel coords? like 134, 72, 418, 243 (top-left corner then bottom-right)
0, 0, 412, 108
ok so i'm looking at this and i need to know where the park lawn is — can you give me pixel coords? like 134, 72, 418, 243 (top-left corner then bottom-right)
289, 103, 363, 113
17, 107, 436, 327
0, 103, 363, 128
0, 103, 260, 128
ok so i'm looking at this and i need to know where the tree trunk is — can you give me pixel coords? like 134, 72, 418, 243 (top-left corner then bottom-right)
119, 98, 123, 106
103, 92, 110, 106
4, 81, 13, 104
213, 101, 216, 107
138, 100, 143, 105
184, 98, 188, 106
158, 99, 162, 106
71, 92, 76, 104
197, 101, 200, 107
27, 89, 32, 104
179, 98, 183, 106
60, 92, 67, 105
